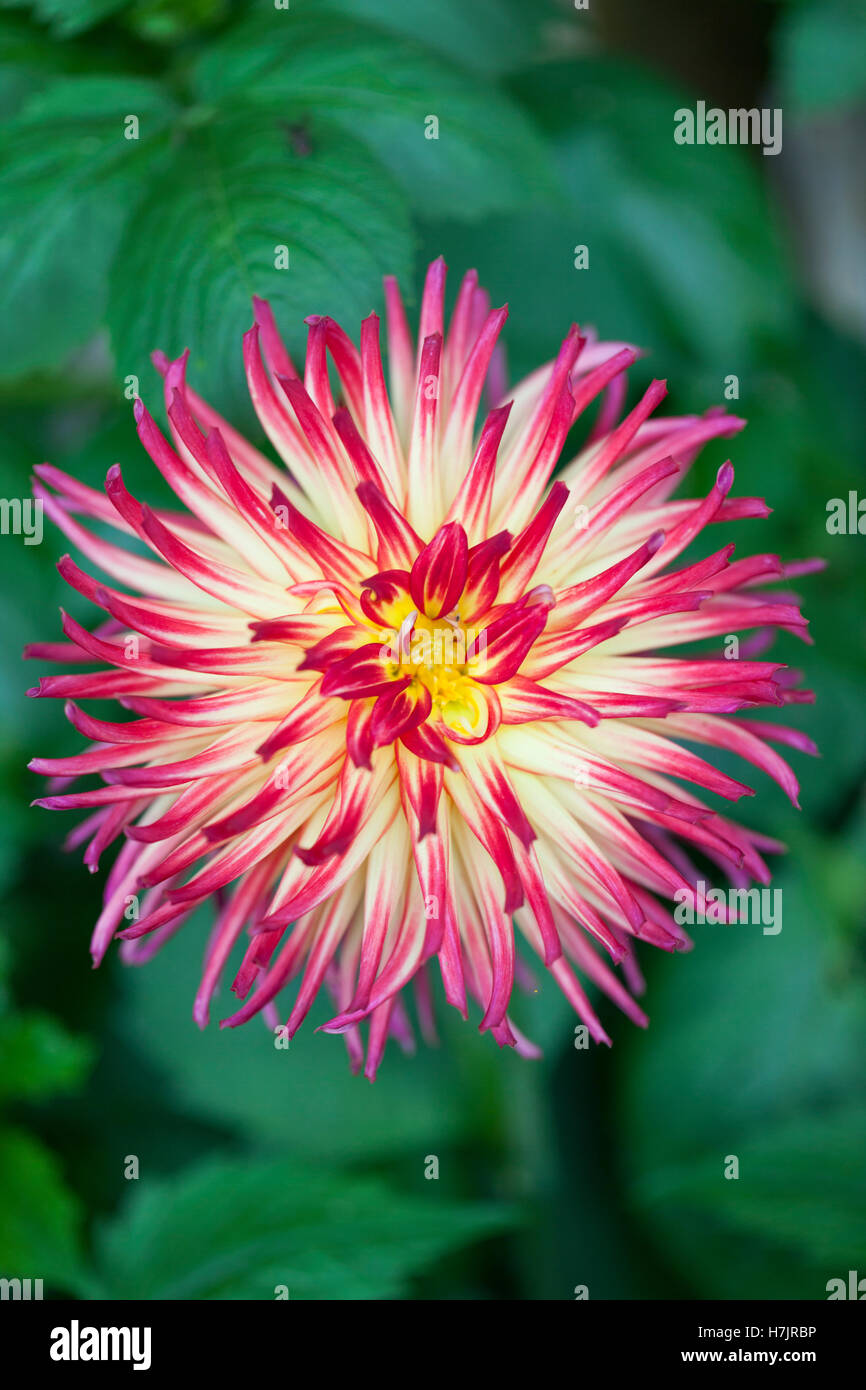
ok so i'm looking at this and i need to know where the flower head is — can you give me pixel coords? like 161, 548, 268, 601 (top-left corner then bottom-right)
29, 258, 817, 1077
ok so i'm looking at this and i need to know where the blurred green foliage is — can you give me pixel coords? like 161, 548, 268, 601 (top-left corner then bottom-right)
86, 1157, 513, 1298
0, 0, 864, 1300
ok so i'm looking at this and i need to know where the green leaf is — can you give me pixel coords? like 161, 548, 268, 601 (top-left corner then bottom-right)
0, 0, 130, 37
107, 110, 413, 424
321, 0, 533, 75
0, 1127, 86, 1289
444, 57, 796, 377
0, 17, 86, 118
193, 12, 556, 218
125, 0, 228, 45
0, 76, 177, 378
775, 0, 866, 114
90, 1155, 513, 1298
116, 908, 477, 1164
618, 816, 866, 1298
632, 1107, 866, 1279
0, 877, 94, 1103
0, 1011, 93, 1104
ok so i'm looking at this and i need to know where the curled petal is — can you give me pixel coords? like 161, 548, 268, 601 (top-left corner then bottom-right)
371, 682, 433, 748
410, 521, 469, 619
472, 603, 550, 685
320, 645, 403, 701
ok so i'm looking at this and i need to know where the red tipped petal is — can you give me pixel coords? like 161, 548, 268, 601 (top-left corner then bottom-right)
410, 521, 468, 619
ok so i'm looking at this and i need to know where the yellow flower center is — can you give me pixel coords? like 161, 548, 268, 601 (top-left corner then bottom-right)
378, 607, 488, 735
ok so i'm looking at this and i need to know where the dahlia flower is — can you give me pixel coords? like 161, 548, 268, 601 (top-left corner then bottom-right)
29, 258, 817, 1078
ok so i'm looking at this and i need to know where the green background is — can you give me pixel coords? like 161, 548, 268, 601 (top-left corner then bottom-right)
0, 0, 864, 1299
